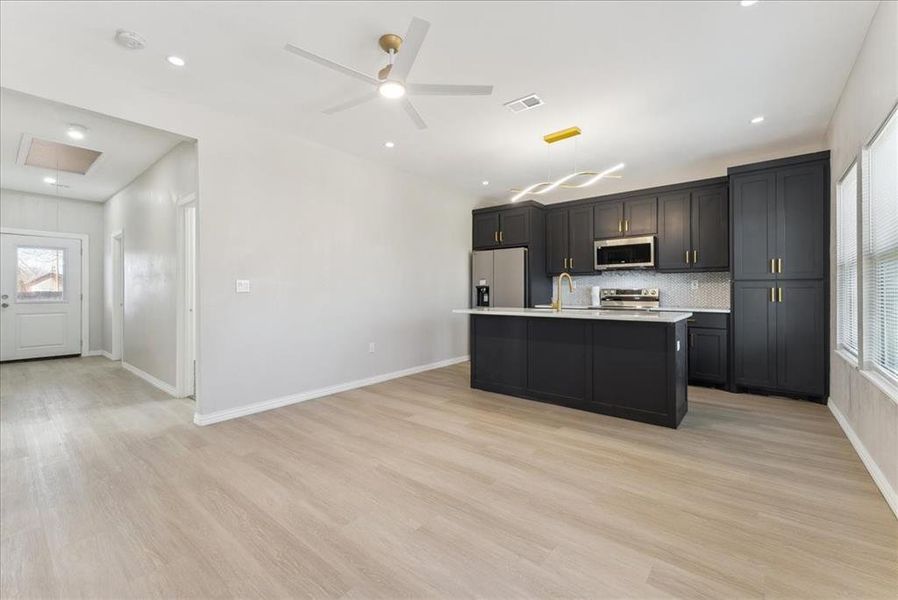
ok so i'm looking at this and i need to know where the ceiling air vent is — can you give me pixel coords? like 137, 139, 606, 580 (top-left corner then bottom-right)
504, 94, 544, 113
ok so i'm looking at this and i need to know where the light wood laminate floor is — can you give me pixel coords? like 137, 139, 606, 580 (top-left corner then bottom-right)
1, 357, 896, 599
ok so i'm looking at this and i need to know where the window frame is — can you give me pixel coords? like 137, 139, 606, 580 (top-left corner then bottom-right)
835, 160, 859, 360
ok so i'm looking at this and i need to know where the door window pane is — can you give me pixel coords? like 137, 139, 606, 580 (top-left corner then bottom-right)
16, 246, 66, 302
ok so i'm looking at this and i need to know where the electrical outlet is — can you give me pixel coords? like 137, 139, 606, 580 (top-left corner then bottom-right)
690, 280, 699, 290
368, 342, 376, 354
236, 279, 251, 293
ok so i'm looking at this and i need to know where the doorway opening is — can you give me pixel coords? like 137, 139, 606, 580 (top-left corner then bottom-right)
177, 194, 197, 398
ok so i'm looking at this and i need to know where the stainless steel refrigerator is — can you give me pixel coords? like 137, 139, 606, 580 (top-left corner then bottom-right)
471, 248, 529, 308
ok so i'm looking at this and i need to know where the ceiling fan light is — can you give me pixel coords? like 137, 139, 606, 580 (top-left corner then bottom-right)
378, 80, 406, 99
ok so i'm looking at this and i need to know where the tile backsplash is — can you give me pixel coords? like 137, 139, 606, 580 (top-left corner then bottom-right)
552, 271, 731, 309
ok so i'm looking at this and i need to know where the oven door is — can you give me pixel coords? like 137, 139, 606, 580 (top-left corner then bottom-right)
594, 236, 655, 270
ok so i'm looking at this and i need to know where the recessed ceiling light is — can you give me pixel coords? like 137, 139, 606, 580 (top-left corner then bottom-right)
43, 176, 57, 184
378, 81, 406, 99
166, 55, 186, 67
482, 180, 490, 186
384, 141, 395, 148
740, 0, 759, 6
751, 116, 765, 124
66, 124, 87, 140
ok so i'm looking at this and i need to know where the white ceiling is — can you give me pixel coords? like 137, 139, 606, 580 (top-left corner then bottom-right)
0, 1, 878, 204
0, 88, 188, 202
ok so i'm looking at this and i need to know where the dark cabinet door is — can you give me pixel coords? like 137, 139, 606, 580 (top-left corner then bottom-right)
499, 207, 530, 246
470, 316, 528, 394
568, 205, 595, 273
545, 210, 568, 275
623, 196, 657, 237
775, 280, 825, 396
691, 185, 728, 270
473, 212, 499, 249
733, 281, 777, 389
732, 172, 777, 280
528, 319, 592, 405
776, 163, 826, 280
689, 327, 728, 384
593, 201, 624, 239
657, 191, 691, 270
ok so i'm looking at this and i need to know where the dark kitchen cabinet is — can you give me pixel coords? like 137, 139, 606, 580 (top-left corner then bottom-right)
546, 205, 594, 275
593, 197, 657, 239
473, 212, 500, 249
472, 206, 532, 250
470, 316, 528, 396
729, 151, 829, 401
657, 191, 691, 270
689, 328, 728, 385
731, 160, 826, 280
775, 280, 825, 397
657, 185, 728, 271
733, 281, 777, 390
527, 319, 592, 405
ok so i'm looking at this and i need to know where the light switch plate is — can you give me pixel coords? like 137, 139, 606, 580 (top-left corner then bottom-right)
236, 279, 251, 293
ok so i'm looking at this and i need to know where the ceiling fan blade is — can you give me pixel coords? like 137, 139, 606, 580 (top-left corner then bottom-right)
406, 83, 494, 96
390, 17, 430, 81
284, 43, 379, 85
322, 92, 379, 115
401, 98, 427, 129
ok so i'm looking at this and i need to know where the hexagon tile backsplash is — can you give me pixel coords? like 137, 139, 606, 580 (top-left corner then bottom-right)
552, 271, 731, 309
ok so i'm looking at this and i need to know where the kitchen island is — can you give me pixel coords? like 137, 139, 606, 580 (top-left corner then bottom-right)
453, 307, 692, 428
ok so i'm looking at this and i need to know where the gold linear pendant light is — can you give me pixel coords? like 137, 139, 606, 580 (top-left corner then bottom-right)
511, 126, 624, 202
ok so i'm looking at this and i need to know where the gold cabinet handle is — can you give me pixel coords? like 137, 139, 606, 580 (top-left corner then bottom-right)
685, 250, 690, 264
770, 287, 775, 303
778, 287, 783, 303
692, 250, 697, 263
563, 258, 568, 269
569, 257, 573, 269
499, 231, 503, 243
770, 258, 775, 273
624, 219, 629, 232
494, 231, 498, 242
618, 220, 623, 233
777, 258, 782, 273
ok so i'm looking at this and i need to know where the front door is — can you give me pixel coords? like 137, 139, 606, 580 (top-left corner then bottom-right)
0, 233, 82, 361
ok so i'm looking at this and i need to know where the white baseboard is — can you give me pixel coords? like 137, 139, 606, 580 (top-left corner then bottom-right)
122, 361, 178, 397
83, 350, 106, 357
194, 355, 469, 426
100, 350, 115, 360
829, 400, 898, 519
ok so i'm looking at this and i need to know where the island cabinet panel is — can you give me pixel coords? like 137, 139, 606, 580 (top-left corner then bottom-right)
527, 319, 592, 406
592, 321, 685, 427
470, 316, 528, 395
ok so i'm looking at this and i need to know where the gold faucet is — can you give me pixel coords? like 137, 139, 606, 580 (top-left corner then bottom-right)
551, 272, 575, 311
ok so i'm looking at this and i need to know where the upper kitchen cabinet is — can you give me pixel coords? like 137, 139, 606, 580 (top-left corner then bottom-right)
593, 196, 657, 239
657, 182, 728, 271
546, 204, 595, 275
472, 202, 541, 250
730, 152, 828, 281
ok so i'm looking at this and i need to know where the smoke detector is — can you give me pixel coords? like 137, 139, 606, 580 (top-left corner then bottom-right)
504, 94, 544, 113
114, 29, 146, 50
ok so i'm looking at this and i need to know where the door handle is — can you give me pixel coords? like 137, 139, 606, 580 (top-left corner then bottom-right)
777, 258, 782, 273
778, 287, 783, 303
499, 231, 503, 243
770, 258, 775, 273
624, 219, 629, 232
618, 220, 623, 233
692, 250, 697, 264
569, 257, 573, 269
563, 258, 568, 268
685, 251, 690, 264
770, 287, 775, 303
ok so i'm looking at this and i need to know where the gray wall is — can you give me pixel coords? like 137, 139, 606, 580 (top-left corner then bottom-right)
0, 188, 105, 352
825, 0, 897, 503
104, 142, 197, 387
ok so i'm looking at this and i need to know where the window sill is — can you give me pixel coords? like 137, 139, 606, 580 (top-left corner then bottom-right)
860, 368, 898, 406
834, 348, 859, 368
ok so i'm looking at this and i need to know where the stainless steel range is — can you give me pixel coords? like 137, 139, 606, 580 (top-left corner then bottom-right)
599, 288, 660, 310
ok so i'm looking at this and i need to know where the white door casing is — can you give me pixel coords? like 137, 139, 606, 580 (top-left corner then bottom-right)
0, 232, 83, 361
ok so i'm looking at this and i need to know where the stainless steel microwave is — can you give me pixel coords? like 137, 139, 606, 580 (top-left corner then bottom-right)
594, 235, 656, 270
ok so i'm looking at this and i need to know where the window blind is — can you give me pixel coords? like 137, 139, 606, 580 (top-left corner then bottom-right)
862, 107, 898, 382
837, 163, 858, 356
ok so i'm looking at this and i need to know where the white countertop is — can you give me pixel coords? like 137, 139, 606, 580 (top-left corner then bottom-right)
533, 305, 731, 314
453, 307, 693, 323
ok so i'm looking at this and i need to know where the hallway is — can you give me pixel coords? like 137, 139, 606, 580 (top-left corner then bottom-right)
2, 357, 896, 598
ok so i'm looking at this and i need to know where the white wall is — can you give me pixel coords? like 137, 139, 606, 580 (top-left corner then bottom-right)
104, 142, 197, 387
0, 189, 104, 352
825, 0, 897, 507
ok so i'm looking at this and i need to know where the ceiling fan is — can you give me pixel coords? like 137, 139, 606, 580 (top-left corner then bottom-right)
284, 17, 493, 130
